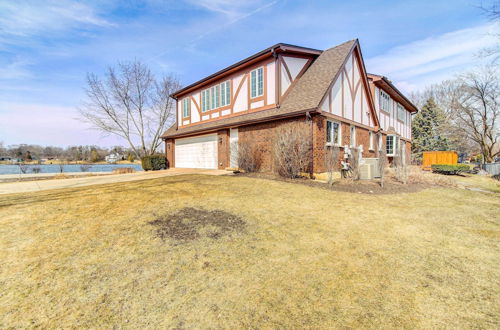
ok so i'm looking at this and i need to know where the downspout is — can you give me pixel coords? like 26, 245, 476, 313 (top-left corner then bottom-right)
272, 47, 280, 108
174, 96, 179, 130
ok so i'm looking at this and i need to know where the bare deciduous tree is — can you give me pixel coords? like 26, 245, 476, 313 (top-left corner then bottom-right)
237, 140, 260, 172
79, 60, 181, 158
273, 122, 312, 178
393, 140, 408, 184
376, 132, 387, 188
79, 164, 92, 172
443, 67, 499, 163
349, 147, 361, 181
324, 145, 340, 186
18, 163, 29, 174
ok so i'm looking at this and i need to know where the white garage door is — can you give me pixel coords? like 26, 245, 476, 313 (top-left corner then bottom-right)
175, 134, 218, 169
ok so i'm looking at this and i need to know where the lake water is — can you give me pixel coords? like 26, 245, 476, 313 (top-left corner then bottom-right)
0, 164, 144, 175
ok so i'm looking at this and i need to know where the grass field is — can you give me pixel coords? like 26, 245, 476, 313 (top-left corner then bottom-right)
0, 174, 498, 328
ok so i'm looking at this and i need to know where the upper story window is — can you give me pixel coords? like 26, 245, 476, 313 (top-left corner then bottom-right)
326, 120, 341, 146
379, 90, 391, 113
250, 67, 264, 98
397, 103, 405, 122
201, 80, 231, 112
350, 125, 356, 147
182, 98, 190, 118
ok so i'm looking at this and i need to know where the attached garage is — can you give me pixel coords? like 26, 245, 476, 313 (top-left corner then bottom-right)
174, 134, 218, 169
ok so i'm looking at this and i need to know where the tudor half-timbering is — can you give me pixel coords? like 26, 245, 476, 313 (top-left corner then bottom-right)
162, 39, 417, 172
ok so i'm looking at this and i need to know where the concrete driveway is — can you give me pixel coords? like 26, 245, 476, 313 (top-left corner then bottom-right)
0, 168, 231, 195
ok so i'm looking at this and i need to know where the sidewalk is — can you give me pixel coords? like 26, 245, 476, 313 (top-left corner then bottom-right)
0, 168, 231, 195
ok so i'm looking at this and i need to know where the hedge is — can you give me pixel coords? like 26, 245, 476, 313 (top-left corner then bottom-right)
141, 154, 167, 171
431, 164, 470, 175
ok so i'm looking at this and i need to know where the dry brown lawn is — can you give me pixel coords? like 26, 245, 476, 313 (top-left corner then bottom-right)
0, 174, 498, 328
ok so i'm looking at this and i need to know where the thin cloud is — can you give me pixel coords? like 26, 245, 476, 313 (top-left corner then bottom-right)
0, 0, 114, 38
187, 0, 265, 18
147, 0, 279, 61
366, 22, 498, 92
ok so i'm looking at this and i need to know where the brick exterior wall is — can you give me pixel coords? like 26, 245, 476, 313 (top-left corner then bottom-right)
164, 114, 411, 172
238, 116, 308, 171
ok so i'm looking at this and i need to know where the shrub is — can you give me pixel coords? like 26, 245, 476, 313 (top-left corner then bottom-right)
272, 121, 312, 178
127, 153, 135, 162
237, 140, 260, 172
141, 154, 166, 171
431, 164, 470, 175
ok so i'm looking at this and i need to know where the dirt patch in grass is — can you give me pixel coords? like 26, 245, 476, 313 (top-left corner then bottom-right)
236, 172, 431, 194
149, 207, 246, 242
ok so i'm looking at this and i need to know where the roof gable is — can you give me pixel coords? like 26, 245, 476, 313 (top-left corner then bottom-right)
278, 40, 356, 113
316, 42, 379, 127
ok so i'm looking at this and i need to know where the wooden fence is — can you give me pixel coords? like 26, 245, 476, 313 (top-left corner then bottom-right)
422, 151, 458, 171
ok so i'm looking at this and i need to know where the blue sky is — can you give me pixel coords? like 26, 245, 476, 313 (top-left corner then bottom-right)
0, 0, 498, 147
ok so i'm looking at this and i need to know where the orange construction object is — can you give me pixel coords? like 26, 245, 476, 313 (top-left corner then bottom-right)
422, 151, 458, 170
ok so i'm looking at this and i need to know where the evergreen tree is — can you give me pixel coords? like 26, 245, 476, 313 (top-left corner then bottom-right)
90, 149, 100, 163
411, 97, 449, 160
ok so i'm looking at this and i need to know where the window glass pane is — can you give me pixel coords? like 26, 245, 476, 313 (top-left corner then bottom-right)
226, 81, 230, 105
386, 135, 394, 155
251, 70, 256, 98
333, 122, 339, 144
257, 68, 264, 96
215, 85, 220, 108
220, 83, 225, 106
326, 121, 332, 143
210, 87, 215, 109
183, 98, 189, 117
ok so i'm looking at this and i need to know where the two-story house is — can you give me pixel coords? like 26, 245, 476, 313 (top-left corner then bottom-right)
161, 39, 417, 173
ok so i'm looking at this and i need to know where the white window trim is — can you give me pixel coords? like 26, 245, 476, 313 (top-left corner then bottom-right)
201, 80, 231, 113
397, 103, 405, 122
182, 98, 190, 118
380, 90, 390, 113
250, 67, 264, 99
369, 131, 374, 151
350, 125, 356, 147
325, 120, 342, 146
386, 134, 399, 157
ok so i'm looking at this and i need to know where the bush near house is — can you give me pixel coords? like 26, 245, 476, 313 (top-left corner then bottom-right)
431, 164, 470, 175
141, 154, 167, 171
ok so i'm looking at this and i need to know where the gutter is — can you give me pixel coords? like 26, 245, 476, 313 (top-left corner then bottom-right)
162, 108, 319, 139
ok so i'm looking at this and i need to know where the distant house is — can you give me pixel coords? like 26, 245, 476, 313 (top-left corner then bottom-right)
105, 153, 123, 163
162, 39, 417, 171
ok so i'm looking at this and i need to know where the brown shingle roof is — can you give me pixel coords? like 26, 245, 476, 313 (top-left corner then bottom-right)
162, 39, 356, 139
278, 39, 356, 113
